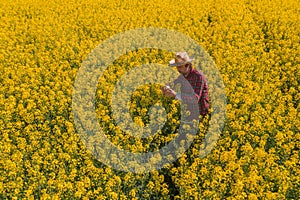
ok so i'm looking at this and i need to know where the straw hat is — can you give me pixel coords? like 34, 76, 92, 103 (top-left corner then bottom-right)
169, 52, 194, 67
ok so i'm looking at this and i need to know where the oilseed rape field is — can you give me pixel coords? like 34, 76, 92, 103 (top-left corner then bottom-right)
0, 0, 299, 199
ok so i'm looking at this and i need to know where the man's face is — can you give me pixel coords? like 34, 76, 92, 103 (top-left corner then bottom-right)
176, 64, 189, 75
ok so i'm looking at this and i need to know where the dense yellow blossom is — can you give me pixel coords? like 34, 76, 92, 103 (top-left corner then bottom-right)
0, 0, 299, 199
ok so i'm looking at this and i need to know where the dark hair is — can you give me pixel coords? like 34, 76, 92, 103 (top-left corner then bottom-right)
185, 63, 192, 68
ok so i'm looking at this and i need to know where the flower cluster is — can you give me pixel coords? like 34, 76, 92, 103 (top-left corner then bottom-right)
0, 0, 299, 199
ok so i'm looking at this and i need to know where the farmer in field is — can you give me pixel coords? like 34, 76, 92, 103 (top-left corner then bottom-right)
160, 52, 210, 199
162, 52, 210, 121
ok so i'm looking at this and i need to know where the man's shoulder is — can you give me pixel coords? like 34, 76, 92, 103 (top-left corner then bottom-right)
190, 68, 204, 77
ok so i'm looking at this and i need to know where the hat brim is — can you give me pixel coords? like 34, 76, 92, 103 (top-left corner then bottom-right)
168, 58, 194, 67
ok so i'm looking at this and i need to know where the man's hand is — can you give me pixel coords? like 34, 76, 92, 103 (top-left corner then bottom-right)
161, 86, 176, 98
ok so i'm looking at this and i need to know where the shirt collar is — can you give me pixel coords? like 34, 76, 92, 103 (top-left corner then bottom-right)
184, 67, 195, 78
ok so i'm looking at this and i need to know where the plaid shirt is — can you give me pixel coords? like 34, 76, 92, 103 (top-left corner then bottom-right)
173, 68, 209, 119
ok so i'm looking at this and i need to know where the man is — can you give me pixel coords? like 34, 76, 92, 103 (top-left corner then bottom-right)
160, 52, 210, 199
162, 52, 209, 120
